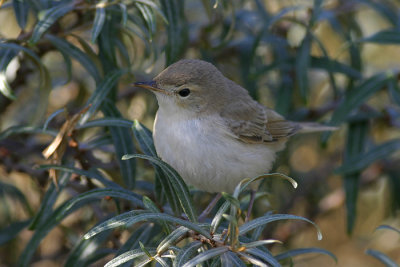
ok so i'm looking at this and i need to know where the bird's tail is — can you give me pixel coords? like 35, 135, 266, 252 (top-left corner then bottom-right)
296, 122, 338, 134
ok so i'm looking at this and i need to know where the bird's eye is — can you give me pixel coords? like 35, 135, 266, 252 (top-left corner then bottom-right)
178, 88, 191, 97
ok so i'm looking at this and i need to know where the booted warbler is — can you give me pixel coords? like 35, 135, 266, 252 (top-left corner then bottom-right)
135, 59, 334, 193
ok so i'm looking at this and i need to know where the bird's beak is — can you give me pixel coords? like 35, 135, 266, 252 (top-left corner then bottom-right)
133, 81, 167, 94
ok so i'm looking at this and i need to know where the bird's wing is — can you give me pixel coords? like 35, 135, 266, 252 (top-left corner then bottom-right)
221, 101, 300, 144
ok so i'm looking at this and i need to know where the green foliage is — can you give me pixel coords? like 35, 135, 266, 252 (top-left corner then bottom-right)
1, 0, 400, 265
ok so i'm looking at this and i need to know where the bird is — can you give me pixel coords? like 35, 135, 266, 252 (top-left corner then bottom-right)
135, 59, 335, 194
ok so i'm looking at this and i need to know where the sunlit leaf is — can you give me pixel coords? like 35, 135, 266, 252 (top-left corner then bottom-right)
84, 211, 211, 240
182, 247, 229, 267
210, 201, 230, 234
157, 226, 189, 255
242, 239, 282, 248
134, 0, 168, 23
245, 248, 280, 267
0, 48, 18, 100
236, 252, 269, 267
0, 72, 16, 100
92, 2, 107, 43
105, 248, 156, 267
239, 214, 322, 241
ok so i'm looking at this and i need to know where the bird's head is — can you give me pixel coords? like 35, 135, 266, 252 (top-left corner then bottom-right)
134, 59, 229, 115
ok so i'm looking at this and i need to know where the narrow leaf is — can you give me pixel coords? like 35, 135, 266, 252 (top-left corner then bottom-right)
101, 101, 137, 189
84, 211, 211, 240
43, 108, 65, 130
46, 34, 102, 82
239, 214, 322, 241
236, 252, 268, 267
77, 117, 133, 129
221, 252, 246, 267
0, 72, 16, 100
105, 248, 156, 267
37, 164, 126, 190
79, 69, 127, 125
376, 225, 400, 235
336, 139, 400, 174
275, 247, 337, 262
330, 73, 389, 125
296, 33, 311, 102
344, 119, 368, 233
29, 171, 71, 230
30, 2, 75, 44
13, 0, 30, 29
132, 120, 157, 156
366, 249, 399, 267
123, 154, 197, 222
92, 3, 107, 43
0, 125, 57, 140
175, 241, 202, 267
0, 220, 31, 246
57, 188, 143, 221
157, 226, 189, 254
182, 247, 229, 267
245, 248, 280, 267
361, 29, 400, 44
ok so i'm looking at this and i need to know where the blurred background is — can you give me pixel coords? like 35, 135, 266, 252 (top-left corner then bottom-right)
0, 0, 400, 266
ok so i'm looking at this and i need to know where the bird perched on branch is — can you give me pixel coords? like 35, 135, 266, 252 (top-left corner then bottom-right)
135, 59, 335, 194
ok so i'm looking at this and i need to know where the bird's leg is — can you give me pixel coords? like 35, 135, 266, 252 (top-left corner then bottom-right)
245, 190, 256, 222
198, 193, 222, 222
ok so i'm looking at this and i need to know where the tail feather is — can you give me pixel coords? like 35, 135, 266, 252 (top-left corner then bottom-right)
296, 122, 338, 134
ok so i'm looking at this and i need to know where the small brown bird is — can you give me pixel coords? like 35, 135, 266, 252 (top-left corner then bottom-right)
135, 59, 334, 194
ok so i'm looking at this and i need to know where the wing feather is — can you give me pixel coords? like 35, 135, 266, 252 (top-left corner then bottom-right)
220, 81, 299, 143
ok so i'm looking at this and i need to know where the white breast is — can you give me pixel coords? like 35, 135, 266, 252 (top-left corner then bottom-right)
153, 110, 278, 193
